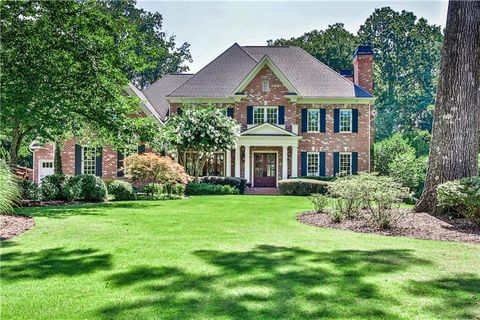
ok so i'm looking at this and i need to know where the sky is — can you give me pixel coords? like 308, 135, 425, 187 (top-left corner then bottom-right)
137, 1, 448, 73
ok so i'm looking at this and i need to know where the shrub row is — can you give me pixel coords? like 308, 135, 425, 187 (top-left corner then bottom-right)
39, 174, 107, 201
186, 183, 239, 195
197, 176, 246, 194
278, 179, 330, 196
293, 176, 337, 182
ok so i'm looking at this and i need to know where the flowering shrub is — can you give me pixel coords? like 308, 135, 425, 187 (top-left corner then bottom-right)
107, 180, 135, 201
160, 104, 239, 181
309, 194, 329, 213
437, 177, 480, 225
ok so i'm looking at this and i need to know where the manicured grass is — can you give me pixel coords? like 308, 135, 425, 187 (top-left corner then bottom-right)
1, 196, 479, 320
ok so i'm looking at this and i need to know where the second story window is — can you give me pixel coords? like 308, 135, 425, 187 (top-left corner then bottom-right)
262, 80, 270, 92
253, 107, 278, 125
340, 109, 352, 132
307, 109, 320, 132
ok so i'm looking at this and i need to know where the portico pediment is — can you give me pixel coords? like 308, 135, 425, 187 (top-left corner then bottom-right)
240, 123, 297, 137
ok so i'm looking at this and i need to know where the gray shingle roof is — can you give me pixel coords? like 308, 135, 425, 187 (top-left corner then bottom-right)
167, 43, 372, 99
143, 73, 193, 119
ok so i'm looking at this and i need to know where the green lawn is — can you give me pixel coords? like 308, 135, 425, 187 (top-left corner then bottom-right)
1, 196, 479, 320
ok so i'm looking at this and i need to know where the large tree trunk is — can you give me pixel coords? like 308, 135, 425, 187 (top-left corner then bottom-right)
9, 123, 23, 167
54, 141, 63, 174
415, 1, 480, 213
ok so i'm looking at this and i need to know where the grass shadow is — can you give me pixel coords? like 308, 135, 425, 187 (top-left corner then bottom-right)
99, 245, 432, 319
1, 247, 112, 281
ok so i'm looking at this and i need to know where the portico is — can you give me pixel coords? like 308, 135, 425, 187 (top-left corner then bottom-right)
227, 123, 301, 187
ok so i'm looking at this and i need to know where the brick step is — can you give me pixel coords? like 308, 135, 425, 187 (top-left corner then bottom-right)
246, 187, 281, 195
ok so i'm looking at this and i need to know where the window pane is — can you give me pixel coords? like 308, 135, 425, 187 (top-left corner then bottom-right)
340, 110, 352, 132
307, 153, 319, 176
253, 108, 264, 124
266, 108, 278, 124
83, 147, 96, 175
262, 81, 270, 92
308, 110, 319, 131
340, 153, 351, 175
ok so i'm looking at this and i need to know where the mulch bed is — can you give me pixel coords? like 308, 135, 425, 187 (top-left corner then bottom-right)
1, 215, 35, 240
298, 209, 480, 244
20, 199, 103, 207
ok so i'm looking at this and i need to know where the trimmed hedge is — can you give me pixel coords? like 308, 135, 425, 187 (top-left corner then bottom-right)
198, 176, 247, 194
79, 175, 107, 201
278, 179, 330, 196
40, 174, 69, 200
293, 176, 337, 182
186, 183, 239, 195
108, 180, 135, 201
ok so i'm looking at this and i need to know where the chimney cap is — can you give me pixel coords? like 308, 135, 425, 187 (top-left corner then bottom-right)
339, 69, 353, 76
353, 46, 373, 58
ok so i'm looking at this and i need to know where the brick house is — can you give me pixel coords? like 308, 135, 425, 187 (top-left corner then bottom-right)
32, 43, 375, 188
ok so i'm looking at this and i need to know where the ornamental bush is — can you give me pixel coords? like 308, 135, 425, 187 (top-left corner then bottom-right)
374, 133, 415, 175
185, 183, 239, 195
198, 176, 246, 194
0, 160, 20, 213
437, 177, 480, 225
78, 175, 107, 201
293, 176, 337, 182
63, 176, 82, 200
388, 152, 427, 200
19, 179, 40, 200
108, 180, 135, 201
309, 193, 329, 213
278, 179, 330, 196
40, 174, 69, 201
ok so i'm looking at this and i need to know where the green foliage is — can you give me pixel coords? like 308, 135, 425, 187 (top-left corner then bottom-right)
185, 183, 239, 196
278, 179, 330, 196
161, 105, 239, 180
64, 176, 83, 201
309, 194, 330, 213
268, 23, 358, 71
140, 182, 186, 199
19, 179, 40, 201
40, 174, 69, 201
1, 0, 164, 165
374, 133, 415, 175
293, 176, 337, 182
328, 173, 411, 228
0, 160, 20, 213
358, 8, 442, 139
107, 180, 135, 201
198, 176, 245, 194
437, 177, 480, 225
389, 153, 427, 199
78, 175, 107, 201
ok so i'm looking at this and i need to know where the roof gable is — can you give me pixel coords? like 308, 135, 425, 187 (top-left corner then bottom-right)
240, 123, 297, 136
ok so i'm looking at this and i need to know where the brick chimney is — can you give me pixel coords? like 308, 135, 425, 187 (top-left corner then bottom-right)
353, 46, 374, 94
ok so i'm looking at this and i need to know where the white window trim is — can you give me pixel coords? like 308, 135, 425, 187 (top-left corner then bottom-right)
307, 109, 321, 132
252, 106, 279, 125
339, 152, 352, 175
262, 80, 270, 92
81, 146, 97, 175
307, 152, 320, 176
339, 108, 353, 133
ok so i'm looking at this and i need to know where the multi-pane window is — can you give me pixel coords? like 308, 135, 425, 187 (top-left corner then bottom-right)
307, 153, 319, 176
262, 80, 270, 92
82, 147, 96, 175
339, 153, 352, 175
307, 109, 320, 132
253, 107, 278, 125
340, 109, 352, 132
42, 162, 53, 168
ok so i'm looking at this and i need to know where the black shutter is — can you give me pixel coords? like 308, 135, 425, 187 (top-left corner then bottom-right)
227, 107, 234, 118
247, 106, 253, 124
334, 109, 340, 133
177, 107, 182, 115
138, 145, 146, 154
352, 109, 359, 133
74, 144, 82, 176
352, 152, 358, 175
333, 152, 339, 176
117, 151, 124, 177
278, 106, 285, 125
301, 109, 308, 132
301, 152, 307, 176
319, 152, 326, 176
95, 147, 102, 177
320, 109, 326, 133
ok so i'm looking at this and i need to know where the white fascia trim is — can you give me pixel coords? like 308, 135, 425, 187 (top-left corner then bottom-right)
289, 97, 376, 104
233, 55, 299, 95
126, 83, 164, 125
237, 135, 301, 147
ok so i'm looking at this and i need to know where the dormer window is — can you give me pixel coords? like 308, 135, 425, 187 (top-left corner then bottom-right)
262, 80, 270, 92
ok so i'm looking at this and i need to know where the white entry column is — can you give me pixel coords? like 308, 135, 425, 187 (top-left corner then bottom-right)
234, 146, 241, 177
225, 149, 231, 177
282, 146, 288, 180
291, 146, 298, 177
244, 145, 250, 183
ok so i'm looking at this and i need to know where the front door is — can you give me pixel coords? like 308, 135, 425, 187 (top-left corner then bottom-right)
254, 153, 276, 187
